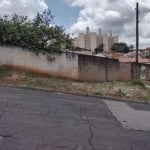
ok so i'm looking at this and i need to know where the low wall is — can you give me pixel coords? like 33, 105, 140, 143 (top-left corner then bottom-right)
132, 63, 150, 80
78, 54, 132, 82
1, 46, 149, 82
0, 46, 78, 79
107, 58, 120, 81
78, 55, 107, 81
78, 54, 127, 81
119, 63, 132, 81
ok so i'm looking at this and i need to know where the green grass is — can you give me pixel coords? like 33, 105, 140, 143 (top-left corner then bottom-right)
131, 79, 146, 88
130, 80, 150, 101
26, 72, 40, 78
0, 70, 9, 78
145, 87, 150, 101
92, 89, 102, 95
33, 80, 48, 86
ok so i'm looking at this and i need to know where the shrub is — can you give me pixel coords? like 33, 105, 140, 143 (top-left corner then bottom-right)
116, 88, 126, 97
131, 79, 145, 89
0, 70, 9, 78
47, 54, 55, 61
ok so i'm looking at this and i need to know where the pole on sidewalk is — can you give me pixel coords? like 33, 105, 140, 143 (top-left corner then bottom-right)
136, 2, 139, 79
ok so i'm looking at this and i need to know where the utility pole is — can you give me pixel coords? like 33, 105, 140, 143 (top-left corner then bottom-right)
136, 2, 139, 79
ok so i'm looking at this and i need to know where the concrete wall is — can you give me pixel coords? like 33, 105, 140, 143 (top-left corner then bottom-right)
107, 59, 120, 81
131, 63, 150, 80
78, 54, 132, 82
119, 63, 132, 81
78, 55, 107, 81
0, 46, 78, 79
1, 46, 149, 82
78, 54, 123, 81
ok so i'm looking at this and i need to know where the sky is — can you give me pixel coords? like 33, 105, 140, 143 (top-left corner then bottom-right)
0, 0, 150, 48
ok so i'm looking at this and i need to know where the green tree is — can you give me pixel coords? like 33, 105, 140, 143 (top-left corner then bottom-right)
95, 43, 104, 54
129, 44, 134, 50
111, 43, 130, 53
0, 9, 73, 54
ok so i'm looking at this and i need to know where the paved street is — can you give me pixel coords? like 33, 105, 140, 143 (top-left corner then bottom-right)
0, 86, 150, 150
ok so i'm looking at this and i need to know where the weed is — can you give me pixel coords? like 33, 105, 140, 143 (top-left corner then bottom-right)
0, 70, 9, 78
27, 72, 39, 78
47, 54, 55, 62
34, 80, 48, 86
145, 87, 150, 101
116, 88, 126, 97
75, 79, 84, 83
93, 90, 102, 95
131, 79, 145, 89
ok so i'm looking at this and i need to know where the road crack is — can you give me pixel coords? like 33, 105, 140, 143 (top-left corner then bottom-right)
0, 130, 19, 140
36, 144, 49, 150
87, 118, 96, 150
54, 108, 58, 117
79, 108, 96, 150
41, 110, 50, 117
71, 145, 78, 150
0, 134, 17, 139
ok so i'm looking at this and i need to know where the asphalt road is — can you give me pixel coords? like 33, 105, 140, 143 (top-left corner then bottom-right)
0, 86, 150, 150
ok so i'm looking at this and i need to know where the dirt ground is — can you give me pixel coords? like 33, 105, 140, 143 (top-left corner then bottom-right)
0, 68, 150, 103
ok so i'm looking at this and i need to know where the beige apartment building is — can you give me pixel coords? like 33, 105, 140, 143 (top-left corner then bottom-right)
73, 27, 119, 52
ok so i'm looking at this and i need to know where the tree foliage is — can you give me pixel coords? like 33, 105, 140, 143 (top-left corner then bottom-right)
95, 43, 104, 54
111, 43, 130, 53
0, 9, 73, 54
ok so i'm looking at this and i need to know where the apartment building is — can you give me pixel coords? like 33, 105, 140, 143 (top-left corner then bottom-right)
73, 27, 119, 52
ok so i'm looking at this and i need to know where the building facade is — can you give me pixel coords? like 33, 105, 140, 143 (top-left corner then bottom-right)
73, 27, 119, 53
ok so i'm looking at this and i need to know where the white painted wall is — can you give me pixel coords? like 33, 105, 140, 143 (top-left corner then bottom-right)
0, 46, 78, 79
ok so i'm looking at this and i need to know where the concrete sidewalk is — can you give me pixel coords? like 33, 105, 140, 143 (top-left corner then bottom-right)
104, 100, 150, 131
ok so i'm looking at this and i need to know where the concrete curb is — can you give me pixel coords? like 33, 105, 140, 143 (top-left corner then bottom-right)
87, 94, 150, 105
0, 83, 150, 105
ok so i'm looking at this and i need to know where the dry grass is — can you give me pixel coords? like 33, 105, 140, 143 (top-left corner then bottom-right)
0, 68, 150, 102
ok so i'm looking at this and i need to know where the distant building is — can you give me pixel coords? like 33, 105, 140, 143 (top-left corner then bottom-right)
73, 27, 119, 52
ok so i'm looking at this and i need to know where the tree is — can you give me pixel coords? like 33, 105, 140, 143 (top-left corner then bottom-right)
129, 44, 134, 50
40, 9, 54, 26
0, 9, 73, 54
111, 43, 130, 53
95, 43, 104, 54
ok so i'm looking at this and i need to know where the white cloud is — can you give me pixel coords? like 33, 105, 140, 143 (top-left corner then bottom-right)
0, 0, 48, 18
66, 0, 150, 48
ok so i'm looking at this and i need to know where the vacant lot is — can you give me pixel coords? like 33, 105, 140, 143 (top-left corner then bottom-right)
0, 67, 150, 103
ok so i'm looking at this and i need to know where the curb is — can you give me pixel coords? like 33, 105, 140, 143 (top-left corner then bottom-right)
0, 83, 149, 105
87, 94, 150, 105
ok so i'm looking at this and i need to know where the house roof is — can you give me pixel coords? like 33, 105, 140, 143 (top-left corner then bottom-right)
119, 57, 150, 63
